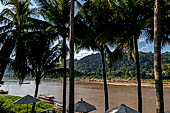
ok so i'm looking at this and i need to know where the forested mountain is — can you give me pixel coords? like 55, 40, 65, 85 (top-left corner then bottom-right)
75, 52, 170, 79
4, 52, 170, 79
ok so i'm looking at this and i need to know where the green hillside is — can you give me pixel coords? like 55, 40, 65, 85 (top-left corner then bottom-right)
75, 52, 170, 79
4, 52, 170, 79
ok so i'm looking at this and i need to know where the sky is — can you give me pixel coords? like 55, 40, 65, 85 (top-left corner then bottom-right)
0, 4, 170, 60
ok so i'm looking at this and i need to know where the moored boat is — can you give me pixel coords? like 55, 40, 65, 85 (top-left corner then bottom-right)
54, 101, 63, 111
20, 82, 30, 84
38, 94, 63, 111
0, 89, 8, 94
38, 94, 56, 104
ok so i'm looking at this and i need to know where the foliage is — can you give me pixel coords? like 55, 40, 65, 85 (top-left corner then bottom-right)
4, 52, 170, 79
74, 52, 170, 79
0, 95, 55, 113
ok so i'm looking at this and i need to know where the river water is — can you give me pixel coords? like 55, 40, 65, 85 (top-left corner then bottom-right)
1, 80, 170, 113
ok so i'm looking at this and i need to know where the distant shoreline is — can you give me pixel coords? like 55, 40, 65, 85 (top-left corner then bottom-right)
3, 77, 170, 88
77, 78, 155, 87
77, 78, 170, 88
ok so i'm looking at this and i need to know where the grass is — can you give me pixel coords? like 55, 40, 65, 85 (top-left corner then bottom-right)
0, 95, 56, 113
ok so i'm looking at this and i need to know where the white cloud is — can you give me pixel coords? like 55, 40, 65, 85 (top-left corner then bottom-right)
66, 49, 98, 60
75, 50, 98, 60
138, 37, 147, 43
162, 45, 170, 53
139, 44, 153, 52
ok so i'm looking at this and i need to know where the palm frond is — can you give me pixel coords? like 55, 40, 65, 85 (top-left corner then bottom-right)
105, 45, 124, 70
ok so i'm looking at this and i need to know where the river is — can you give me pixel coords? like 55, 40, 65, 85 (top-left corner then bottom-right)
1, 80, 170, 113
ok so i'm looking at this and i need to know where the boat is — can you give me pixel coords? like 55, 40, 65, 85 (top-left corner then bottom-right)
38, 94, 56, 104
20, 82, 30, 84
54, 101, 63, 111
0, 89, 8, 94
19, 81, 30, 84
38, 94, 63, 111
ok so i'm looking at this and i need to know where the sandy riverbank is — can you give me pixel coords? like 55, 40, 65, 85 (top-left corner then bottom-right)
3, 77, 170, 87
78, 78, 170, 87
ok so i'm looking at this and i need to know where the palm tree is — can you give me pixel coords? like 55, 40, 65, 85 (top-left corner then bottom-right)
107, 1, 153, 112
0, 0, 38, 81
10, 28, 62, 113
69, 0, 75, 112
143, 2, 170, 112
144, 1, 170, 112
100, 45, 109, 111
0, 1, 60, 112
34, 1, 70, 112
75, 0, 123, 111
154, 0, 164, 112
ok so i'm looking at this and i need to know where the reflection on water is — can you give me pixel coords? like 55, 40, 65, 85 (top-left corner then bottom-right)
1, 80, 170, 113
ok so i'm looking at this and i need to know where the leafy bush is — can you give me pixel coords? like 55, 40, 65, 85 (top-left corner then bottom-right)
0, 95, 55, 113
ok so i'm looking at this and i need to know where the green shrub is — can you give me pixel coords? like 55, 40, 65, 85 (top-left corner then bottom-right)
0, 95, 55, 113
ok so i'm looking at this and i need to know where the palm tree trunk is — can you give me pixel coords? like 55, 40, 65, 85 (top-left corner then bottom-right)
62, 36, 67, 113
31, 77, 40, 113
101, 46, 109, 111
154, 0, 164, 113
134, 37, 142, 113
69, 0, 75, 112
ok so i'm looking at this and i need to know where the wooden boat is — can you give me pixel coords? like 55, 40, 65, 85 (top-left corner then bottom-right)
54, 101, 63, 111
0, 90, 8, 94
38, 94, 63, 111
38, 94, 57, 104
19, 81, 30, 84
20, 82, 30, 84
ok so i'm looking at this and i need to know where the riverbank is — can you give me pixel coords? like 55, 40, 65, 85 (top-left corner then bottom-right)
43, 77, 170, 87
77, 77, 170, 87
3, 77, 170, 87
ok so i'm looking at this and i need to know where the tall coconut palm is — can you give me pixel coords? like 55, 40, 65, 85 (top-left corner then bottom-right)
145, 1, 170, 112
9, 17, 61, 112
75, 0, 125, 111
75, 2, 108, 111
154, 0, 164, 112
100, 45, 109, 111
33, 34, 61, 113
107, 1, 153, 112
0, 1, 60, 113
34, 1, 70, 112
11, 31, 62, 113
69, 0, 75, 112
0, 0, 38, 81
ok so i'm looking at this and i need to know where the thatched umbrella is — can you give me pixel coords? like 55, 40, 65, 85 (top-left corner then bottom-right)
106, 104, 139, 113
74, 98, 96, 113
14, 94, 40, 113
